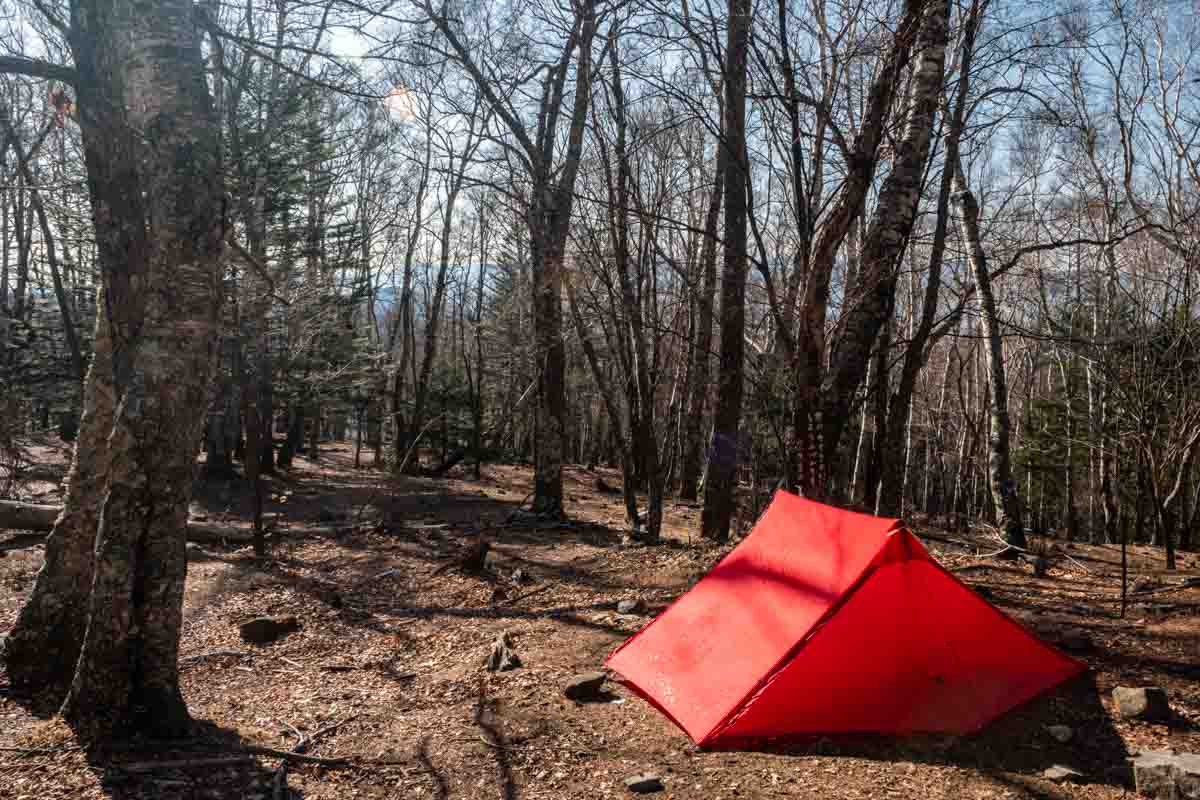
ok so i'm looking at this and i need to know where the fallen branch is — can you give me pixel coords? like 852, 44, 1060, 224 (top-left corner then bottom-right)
116, 756, 255, 772
0, 499, 253, 544
239, 744, 349, 765
1130, 577, 1200, 597
1055, 550, 1093, 575
272, 721, 304, 800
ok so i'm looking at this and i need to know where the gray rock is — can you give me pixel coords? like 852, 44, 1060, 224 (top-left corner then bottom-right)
239, 615, 301, 645
1132, 750, 1200, 799
564, 671, 607, 701
1114, 686, 1171, 721
624, 774, 664, 794
617, 598, 644, 615
1042, 765, 1084, 782
1046, 724, 1073, 743
486, 632, 521, 672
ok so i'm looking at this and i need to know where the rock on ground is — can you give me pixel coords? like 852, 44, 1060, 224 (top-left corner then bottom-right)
1042, 765, 1084, 782
617, 598, 644, 615
564, 671, 607, 701
239, 615, 301, 645
1113, 686, 1171, 721
624, 774, 664, 794
1046, 724, 1073, 743
1132, 750, 1200, 799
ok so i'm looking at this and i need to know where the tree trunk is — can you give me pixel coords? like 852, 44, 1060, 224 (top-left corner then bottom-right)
2, 293, 114, 697
277, 394, 306, 469
953, 164, 1025, 551
567, 280, 642, 537
820, 0, 951, 477
679, 163, 722, 501
865, 324, 890, 512
0, 0, 226, 739
408, 185, 464, 472
700, 0, 751, 543
787, 0, 929, 498
203, 359, 239, 479
875, 24, 970, 514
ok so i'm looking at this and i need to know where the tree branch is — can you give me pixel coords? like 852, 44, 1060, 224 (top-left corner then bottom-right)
0, 55, 77, 84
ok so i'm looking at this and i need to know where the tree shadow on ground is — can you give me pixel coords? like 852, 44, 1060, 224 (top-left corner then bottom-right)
739, 675, 1129, 794
0, 716, 298, 800
474, 682, 519, 800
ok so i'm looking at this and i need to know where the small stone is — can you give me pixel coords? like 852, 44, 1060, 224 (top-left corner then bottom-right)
1033, 556, 1049, 578
1046, 725, 1073, 743
239, 615, 301, 645
625, 774, 664, 793
564, 671, 607, 701
1042, 765, 1084, 782
617, 598, 645, 615
1113, 686, 1171, 721
486, 631, 521, 672
1132, 750, 1200, 799
512, 568, 530, 584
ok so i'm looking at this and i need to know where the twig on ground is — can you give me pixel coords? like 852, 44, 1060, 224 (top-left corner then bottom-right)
354, 567, 400, 588
116, 756, 256, 772
307, 714, 360, 748
976, 546, 1014, 559
239, 744, 349, 765
1130, 577, 1200, 597
269, 710, 360, 796
179, 650, 251, 668
272, 721, 303, 800
0, 745, 82, 755
504, 583, 554, 605
276, 720, 304, 747
1057, 550, 1093, 574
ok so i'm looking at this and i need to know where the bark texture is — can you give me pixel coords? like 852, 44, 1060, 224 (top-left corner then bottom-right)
820, 0, 951, 477
2, 292, 115, 696
875, 0, 975, 515
679, 158, 723, 501
952, 167, 1025, 551
1, 0, 225, 738
700, 0, 752, 543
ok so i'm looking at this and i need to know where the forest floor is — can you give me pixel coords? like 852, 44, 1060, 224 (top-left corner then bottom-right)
2, 440, 1200, 800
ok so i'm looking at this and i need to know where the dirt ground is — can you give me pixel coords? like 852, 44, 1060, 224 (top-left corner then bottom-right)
1, 442, 1199, 799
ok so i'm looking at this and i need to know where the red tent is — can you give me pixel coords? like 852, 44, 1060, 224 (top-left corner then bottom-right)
605, 491, 1086, 748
